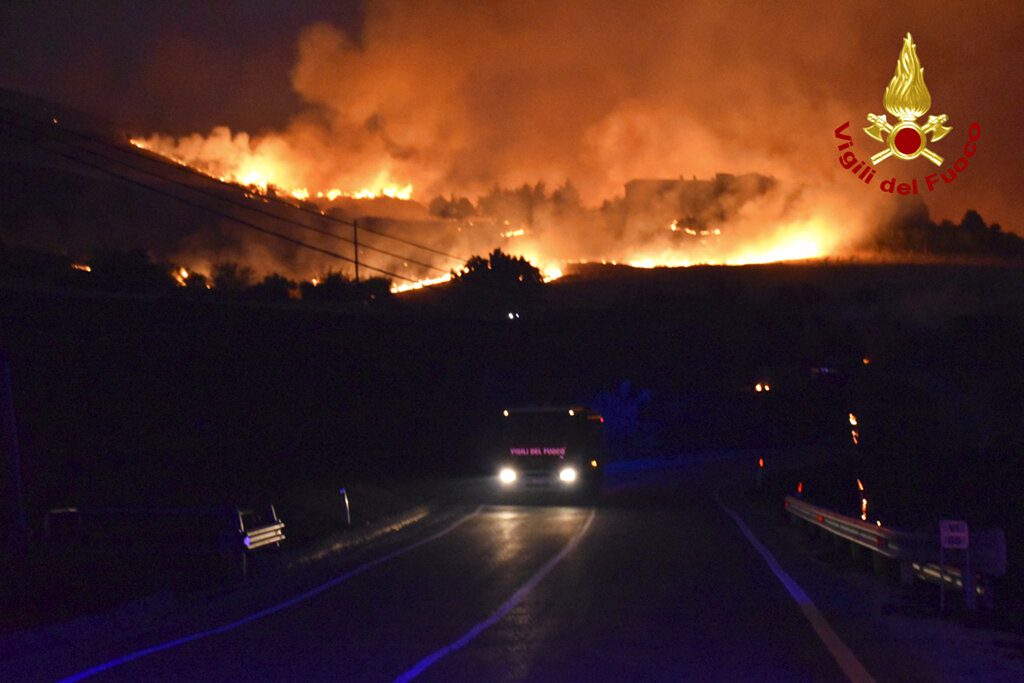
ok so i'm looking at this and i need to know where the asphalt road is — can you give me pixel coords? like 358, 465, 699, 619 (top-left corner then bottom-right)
6, 466, 864, 682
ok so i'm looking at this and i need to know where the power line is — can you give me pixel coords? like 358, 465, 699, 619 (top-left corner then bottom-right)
0, 108, 450, 274
0, 122, 416, 282
0, 104, 466, 264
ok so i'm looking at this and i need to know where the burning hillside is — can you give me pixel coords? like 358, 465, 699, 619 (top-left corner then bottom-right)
4, 2, 1021, 290
1, 82, 1017, 300
112, 1, 900, 283
124, 130, 855, 286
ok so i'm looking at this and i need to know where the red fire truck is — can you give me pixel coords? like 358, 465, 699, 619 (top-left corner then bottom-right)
495, 406, 605, 496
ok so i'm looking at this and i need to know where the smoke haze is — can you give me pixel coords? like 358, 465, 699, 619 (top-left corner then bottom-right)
4, 1, 1022, 279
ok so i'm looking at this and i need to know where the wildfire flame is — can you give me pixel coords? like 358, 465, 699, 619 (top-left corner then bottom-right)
128, 129, 842, 286
622, 225, 829, 270
390, 273, 454, 294
542, 265, 563, 282
107, 3, 889, 286
130, 137, 413, 201
884, 33, 931, 121
172, 266, 189, 287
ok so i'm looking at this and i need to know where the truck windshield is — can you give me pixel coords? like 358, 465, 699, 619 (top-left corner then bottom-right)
504, 411, 603, 455
508, 413, 577, 443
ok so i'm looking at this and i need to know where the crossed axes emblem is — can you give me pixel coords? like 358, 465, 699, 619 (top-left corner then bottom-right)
864, 113, 952, 166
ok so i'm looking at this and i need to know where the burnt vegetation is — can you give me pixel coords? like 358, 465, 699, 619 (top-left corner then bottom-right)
870, 206, 1024, 259
0, 243, 397, 305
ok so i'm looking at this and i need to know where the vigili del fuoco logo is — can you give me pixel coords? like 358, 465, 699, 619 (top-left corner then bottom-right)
834, 33, 979, 195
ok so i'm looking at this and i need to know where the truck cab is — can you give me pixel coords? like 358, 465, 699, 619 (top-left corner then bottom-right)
495, 406, 605, 496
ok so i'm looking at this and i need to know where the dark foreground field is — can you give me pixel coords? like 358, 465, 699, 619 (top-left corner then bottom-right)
2, 261, 1023, 624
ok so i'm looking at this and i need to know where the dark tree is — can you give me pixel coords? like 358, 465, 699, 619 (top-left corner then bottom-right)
869, 205, 1024, 258
551, 181, 581, 210
300, 273, 393, 304
428, 194, 476, 220
356, 276, 393, 302
212, 262, 255, 293
243, 274, 296, 302
301, 272, 353, 302
183, 271, 209, 291
89, 249, 176, 293
452, 249, 543, 309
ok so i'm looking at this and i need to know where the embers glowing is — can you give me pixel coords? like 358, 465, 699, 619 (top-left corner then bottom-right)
172, 267, 190, 287
849, 412, 860, 444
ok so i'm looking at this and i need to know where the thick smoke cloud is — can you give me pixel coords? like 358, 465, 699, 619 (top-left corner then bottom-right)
287, 1, 1020, 213
35, 1, 1024, 278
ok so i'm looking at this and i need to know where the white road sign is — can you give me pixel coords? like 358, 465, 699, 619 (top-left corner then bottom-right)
939, 519, 969, 549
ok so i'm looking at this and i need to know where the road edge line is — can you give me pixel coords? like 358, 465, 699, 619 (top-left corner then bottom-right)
716, 496, 876, 683
57, 506, 484, 683
394, 507, 597, 682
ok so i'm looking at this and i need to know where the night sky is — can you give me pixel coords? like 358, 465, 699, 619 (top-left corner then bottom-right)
0, 1, 363, 133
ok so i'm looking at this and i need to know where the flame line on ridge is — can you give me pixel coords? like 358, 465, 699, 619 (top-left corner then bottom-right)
0, 106, 451, 274
120, 133, 465, 262
0, 120, 416, 282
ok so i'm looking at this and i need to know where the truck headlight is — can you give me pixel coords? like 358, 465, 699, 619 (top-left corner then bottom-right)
559, 467, 577, 483
499, 467, 517, 484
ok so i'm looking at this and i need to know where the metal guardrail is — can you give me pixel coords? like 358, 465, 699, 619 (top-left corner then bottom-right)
784, 496, 1005, 610
784, 496, 929, 560
238, 505, 286, 551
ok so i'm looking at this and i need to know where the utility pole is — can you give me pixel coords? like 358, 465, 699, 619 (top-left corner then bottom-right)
1, 348, 27, 562
353, 219, 360, 282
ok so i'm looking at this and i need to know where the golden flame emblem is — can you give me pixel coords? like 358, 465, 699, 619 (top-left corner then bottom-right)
864, 33, 952, 166
883, 33, 931, 121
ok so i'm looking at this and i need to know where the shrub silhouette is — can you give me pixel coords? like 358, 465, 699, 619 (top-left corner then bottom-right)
452, 249, 543, 308
300, 273, 393, 303
243, 274, 296, 302
212, 262, 254, 293
88, 249, 176, 293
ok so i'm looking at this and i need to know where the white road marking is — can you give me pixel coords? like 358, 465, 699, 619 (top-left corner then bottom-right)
717, 497, 876, 683
394, 507, 597, 682
58, 506, 483, 683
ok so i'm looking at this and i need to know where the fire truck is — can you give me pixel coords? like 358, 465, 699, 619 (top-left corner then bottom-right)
495, 406, 605, 496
